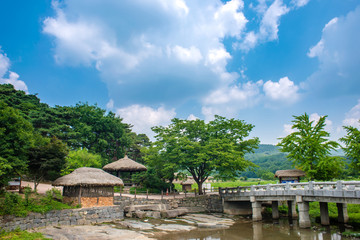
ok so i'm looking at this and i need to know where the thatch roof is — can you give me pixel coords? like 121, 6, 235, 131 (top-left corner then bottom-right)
52, 167, 124, 187
103, 155, 147, 172
274, 169, 306, 178
180, 179, 195, 185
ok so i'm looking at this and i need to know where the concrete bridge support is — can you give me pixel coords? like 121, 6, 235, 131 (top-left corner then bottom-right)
272, 201, 279, 220
320, 202, 330, 225
298, 201, 311, 228
287, 200, 298, 219
337, 203, 349, 223
252, 201, 262, 221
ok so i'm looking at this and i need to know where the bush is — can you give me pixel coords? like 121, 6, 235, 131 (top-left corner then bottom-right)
0, 189, 73, 216
0, 228, 50, 240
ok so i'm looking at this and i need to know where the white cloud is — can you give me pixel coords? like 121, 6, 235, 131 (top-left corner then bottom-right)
202, 80, 263, 120
106, 99, 114, 110
187, 114, 199, 120
171, 45, 202, 63
291, 0, 310, 8
116, 105, 176, 138
309, 113, 333, 133
43, 0, 250, 108
237, 0, 290, 51
263, 76, 300, 103
260, 0, 290, 41
343, 99, 360, 128
0, 50, 28, 93
305, 7, 360, 96
0, 50, 10, 78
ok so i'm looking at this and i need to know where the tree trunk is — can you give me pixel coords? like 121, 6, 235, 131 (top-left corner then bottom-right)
197, 181, 203, 195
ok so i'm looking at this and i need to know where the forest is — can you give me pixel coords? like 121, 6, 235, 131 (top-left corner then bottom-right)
1, 83, 359, 193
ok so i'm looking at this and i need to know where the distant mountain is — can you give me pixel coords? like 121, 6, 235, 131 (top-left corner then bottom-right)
241, 144, 346, 179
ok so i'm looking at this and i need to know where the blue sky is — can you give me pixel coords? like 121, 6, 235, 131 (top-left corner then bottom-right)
0, 0, 359, 144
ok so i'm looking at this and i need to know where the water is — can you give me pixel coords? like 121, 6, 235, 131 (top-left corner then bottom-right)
155, 218, 349, 240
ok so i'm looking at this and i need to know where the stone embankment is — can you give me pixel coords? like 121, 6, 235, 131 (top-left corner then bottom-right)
115, 194, 223, 214
0, 206, 123, 231
0, 195, 222, 231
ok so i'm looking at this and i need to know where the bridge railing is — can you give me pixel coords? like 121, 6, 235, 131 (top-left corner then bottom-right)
219, 181, 360, 196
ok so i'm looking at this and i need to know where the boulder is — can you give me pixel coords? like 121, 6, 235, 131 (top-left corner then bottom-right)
160, 208, 188, 218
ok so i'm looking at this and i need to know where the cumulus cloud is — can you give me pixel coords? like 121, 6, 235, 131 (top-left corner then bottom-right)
291, 0, 310, 8
116, 105, 176, 138
305, 6, 360, 96
201, 80, 263, 120
343, 99, 360, 128
263, 76, 300, 104
309, 113, 333, 133
0, 49, 28, 93
43, 0, 249, 108
237, 0, 290, 51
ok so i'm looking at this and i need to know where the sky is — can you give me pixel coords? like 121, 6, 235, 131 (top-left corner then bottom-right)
0, 0, 359, 144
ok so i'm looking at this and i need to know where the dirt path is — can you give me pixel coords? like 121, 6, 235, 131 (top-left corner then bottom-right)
21, 181, 62, 194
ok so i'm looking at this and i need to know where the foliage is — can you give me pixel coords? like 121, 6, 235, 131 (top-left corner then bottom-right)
27, 137, 68, 190
151, 115, 259, 194
0, 101, 35, 188
127, 133, 150, 164
131, 169, 173, 193
0, 228, 50, 240
0, 189, 73, 217
62, 149, 103, 175
341, 124, 360, 171
277, 113, 344, 180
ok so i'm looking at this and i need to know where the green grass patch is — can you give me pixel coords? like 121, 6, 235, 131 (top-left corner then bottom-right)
0, 228, 50, 240
0, 188, 75, 217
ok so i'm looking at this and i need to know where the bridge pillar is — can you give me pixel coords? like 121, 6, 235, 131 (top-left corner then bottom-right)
287, 200, 298, 219
297, 196, 311, 228
252, 201, 262, 221
320, 202, 330, 225
272, 201, 279, 220
337, 203, 349, 223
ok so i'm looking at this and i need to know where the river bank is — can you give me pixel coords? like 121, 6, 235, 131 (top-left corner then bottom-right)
32, 213, 357, 240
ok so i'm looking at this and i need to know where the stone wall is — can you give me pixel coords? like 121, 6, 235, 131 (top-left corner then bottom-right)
115, 194, 223, 213
0, 206, 124, 231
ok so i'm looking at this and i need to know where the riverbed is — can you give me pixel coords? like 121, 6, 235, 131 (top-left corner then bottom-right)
36, 214, 355, 240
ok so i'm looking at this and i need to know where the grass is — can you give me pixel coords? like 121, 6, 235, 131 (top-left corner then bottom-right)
0, 229, 50, 240
0, 188, 75, 217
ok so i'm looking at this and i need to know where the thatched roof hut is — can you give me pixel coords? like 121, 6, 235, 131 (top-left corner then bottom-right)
53, 167, 124, 186
52, 167, 123, 208
275, 169, 306, 183
103, 155, 147, 172
180, 178, 195, 192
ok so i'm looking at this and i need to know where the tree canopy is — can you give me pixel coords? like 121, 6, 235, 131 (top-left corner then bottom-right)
151, 115, 259, 194
277, 113, 344, 180
341, 124, 360, 171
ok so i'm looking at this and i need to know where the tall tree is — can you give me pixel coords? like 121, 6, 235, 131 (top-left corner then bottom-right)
152, 115, 259, 194
341, 123, 360, 171
27, 137, 68, 190
0, 101, 34, 188
277, 113, 344, 180
61, 149, 103, 175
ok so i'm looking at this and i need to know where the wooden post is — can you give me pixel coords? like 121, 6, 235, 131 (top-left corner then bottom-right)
134, 188, 137, 199
146, 189, 149, 200
78, 186, 82, 205
161, 190, 163, 200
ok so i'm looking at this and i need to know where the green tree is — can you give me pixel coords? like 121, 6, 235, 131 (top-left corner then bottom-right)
27, 137, 69, 190
0, 101, 34, 188
277, 113, 344, 180
62, 149, 103, 175
127, 133, 151, 164
152, 115, 259, 194
341, 124, 360, 171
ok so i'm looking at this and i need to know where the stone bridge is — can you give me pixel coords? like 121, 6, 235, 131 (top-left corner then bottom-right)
219, 181, 360, 228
